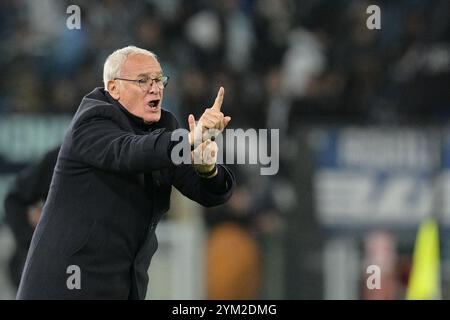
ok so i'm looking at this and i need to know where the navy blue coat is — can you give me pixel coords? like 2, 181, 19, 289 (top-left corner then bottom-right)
17, 88, 235, 299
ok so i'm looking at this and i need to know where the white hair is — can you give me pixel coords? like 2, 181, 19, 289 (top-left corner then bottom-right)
103, 45, 158, 91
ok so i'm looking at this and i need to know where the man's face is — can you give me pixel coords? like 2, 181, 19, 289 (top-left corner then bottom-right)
114, 53, 164, 124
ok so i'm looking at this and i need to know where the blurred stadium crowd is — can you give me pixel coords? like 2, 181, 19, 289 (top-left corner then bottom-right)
0, 0, 449, 299
1, 0, 449, 123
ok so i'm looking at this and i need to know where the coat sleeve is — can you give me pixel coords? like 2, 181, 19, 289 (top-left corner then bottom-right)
166, 115, 235, 207
171, 163, 235, 207
70, 112, 180, 173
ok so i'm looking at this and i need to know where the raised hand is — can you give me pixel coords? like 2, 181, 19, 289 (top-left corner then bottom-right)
199, 87, 231, 132
187, 114, 219, 174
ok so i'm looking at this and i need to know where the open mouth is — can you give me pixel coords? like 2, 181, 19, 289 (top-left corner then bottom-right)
147, 99, 160, 110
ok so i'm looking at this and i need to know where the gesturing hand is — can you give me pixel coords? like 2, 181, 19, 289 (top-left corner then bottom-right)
188, 87, 232, 145
199, 86, 231, 131
186, 86, 232, 177
188, 113, 219, 175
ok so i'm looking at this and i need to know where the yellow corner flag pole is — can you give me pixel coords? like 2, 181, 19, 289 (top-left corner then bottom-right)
406, 218, 441, 300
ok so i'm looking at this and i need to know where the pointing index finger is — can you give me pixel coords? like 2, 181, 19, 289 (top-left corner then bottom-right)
212, 86, 224, 111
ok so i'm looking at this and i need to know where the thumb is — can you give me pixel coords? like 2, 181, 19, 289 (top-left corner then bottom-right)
188, 114, 195, 132
224, 116, 231, 127
188, 114, 196, 145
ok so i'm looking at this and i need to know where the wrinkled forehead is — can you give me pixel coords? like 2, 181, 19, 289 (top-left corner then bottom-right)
121, 53, 162, 77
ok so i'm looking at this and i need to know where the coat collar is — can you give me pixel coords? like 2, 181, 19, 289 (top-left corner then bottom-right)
104, 90, 160, 132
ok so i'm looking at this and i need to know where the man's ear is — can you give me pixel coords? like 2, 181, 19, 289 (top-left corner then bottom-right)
107, 80, 120, 100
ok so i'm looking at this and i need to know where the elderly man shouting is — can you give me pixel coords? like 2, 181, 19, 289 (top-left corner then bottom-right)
17, 46, 235, 300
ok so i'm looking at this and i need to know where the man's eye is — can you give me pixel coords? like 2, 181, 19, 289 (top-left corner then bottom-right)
138, 78, 149, 85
